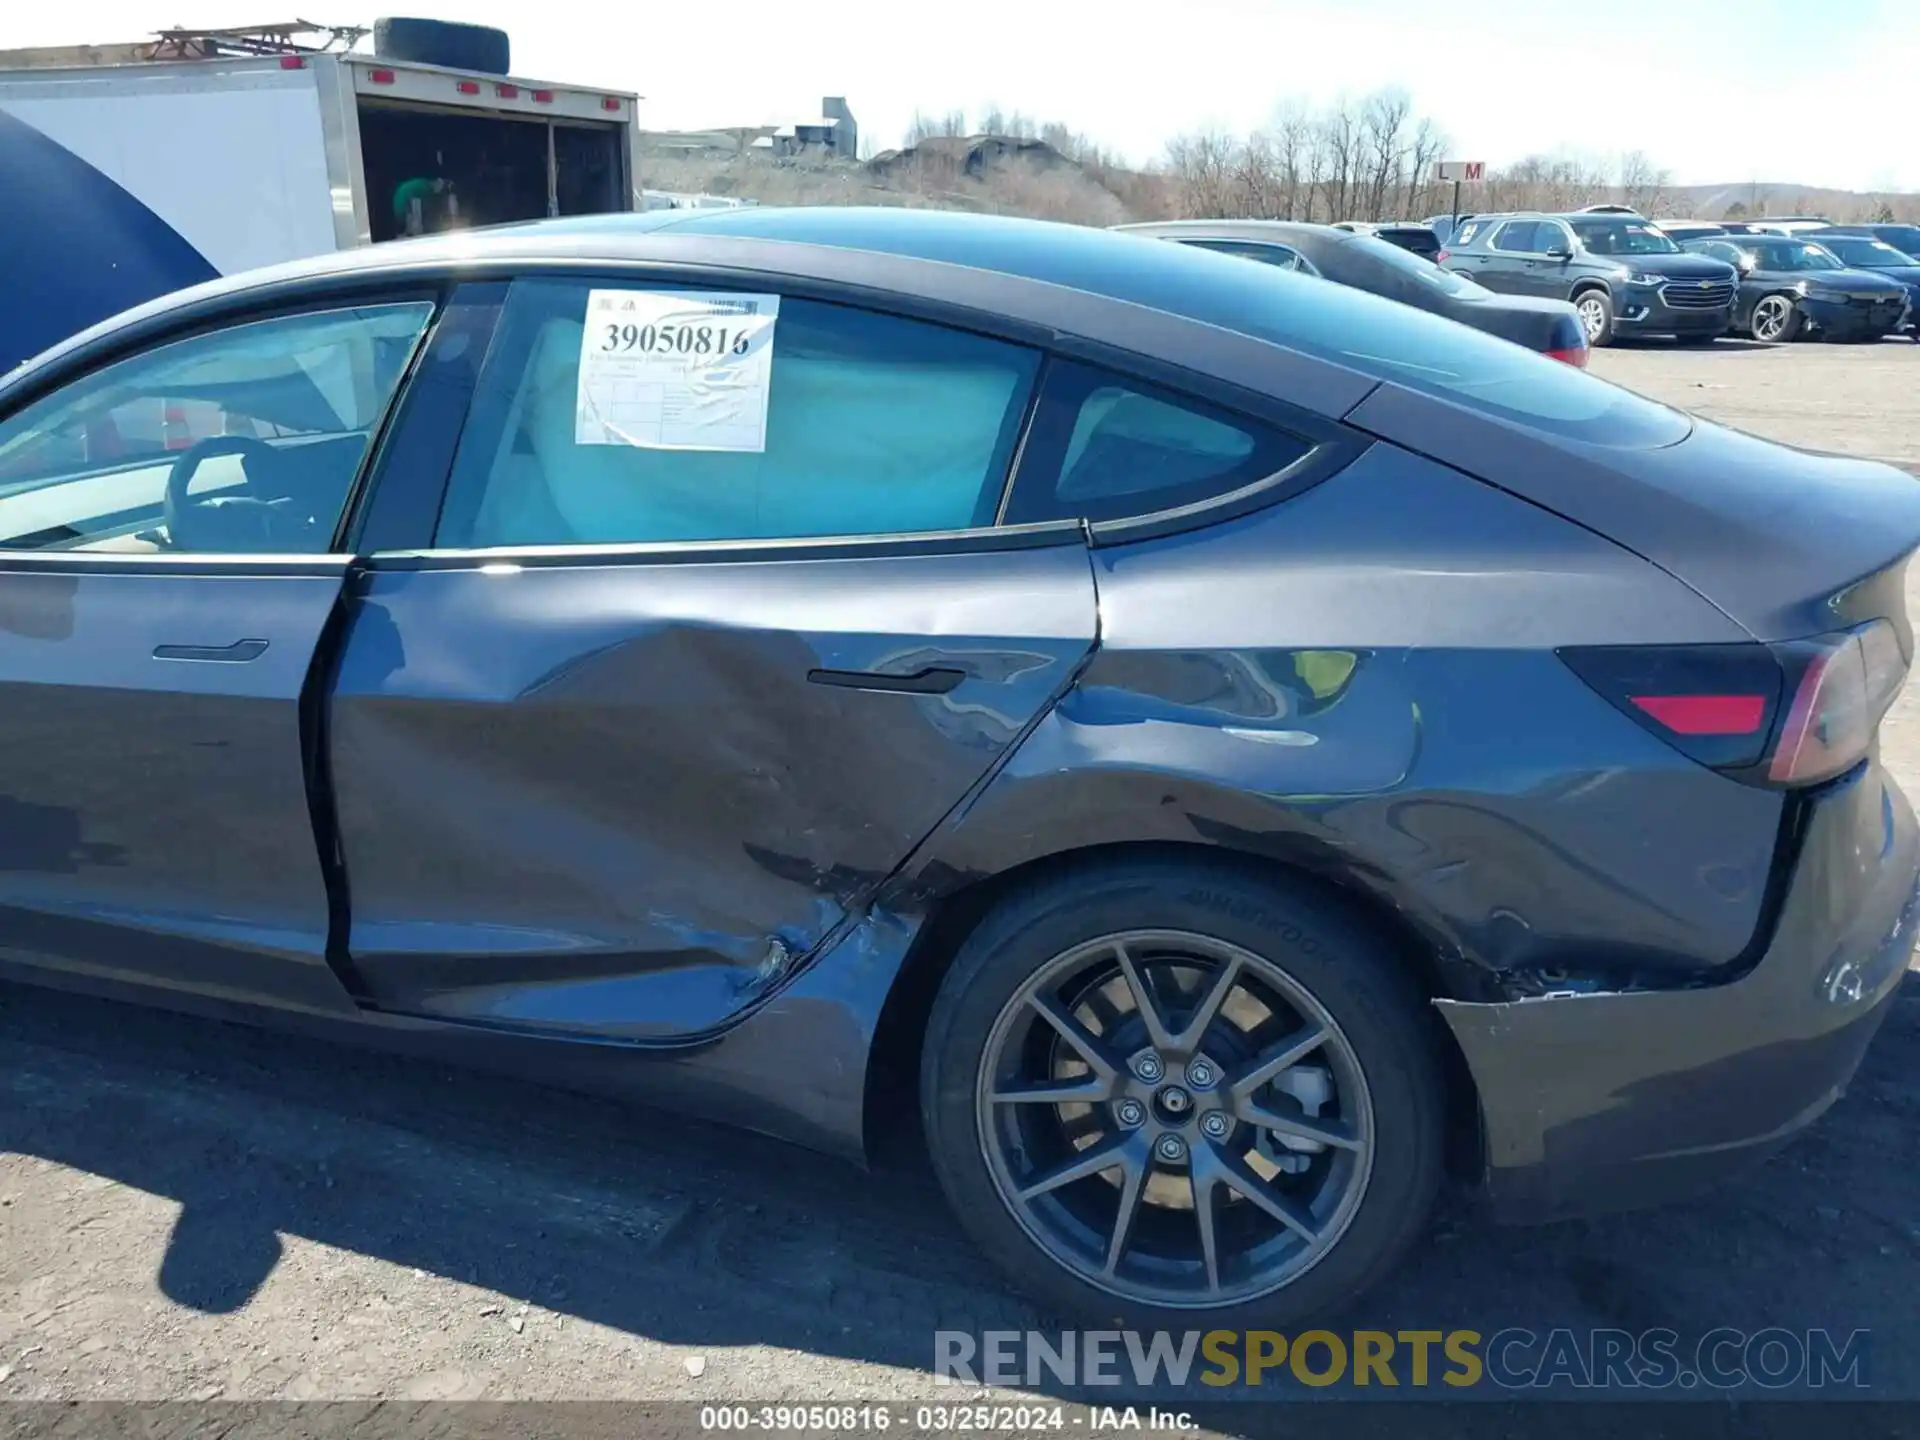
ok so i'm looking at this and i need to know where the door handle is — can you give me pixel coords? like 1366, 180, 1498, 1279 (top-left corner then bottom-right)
153, 638, 270, 663
807, 665, 965, 695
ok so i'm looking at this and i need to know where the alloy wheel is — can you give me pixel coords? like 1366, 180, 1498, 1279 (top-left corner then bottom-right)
1577, 296, 1609, 342
975, 930, 1375, 1308
1753, 296, 1791, 342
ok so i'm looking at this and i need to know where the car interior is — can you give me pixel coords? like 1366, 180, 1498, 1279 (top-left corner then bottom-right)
0, 305, 428, 553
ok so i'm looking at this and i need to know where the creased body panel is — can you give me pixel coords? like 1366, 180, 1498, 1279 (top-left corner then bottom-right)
329, 543, 1096, 1039
892, 447, 1784, 990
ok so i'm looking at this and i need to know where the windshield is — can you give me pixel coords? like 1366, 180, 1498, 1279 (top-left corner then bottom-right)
1820, 237, 1913, 268
1351, 235, 1492, 298
1755, 242, 1844, 272
1571, 220, 1680, 256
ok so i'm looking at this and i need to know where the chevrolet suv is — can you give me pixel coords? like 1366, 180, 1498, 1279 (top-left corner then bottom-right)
1441, 212, 1738, 345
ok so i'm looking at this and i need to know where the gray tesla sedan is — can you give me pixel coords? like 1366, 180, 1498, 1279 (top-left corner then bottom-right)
1, 207, 1916, 1330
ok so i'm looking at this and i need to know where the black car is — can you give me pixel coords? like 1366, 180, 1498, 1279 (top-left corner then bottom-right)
1442, 211, 1738, 346
1683, 235, 1911, 342
1811, 223, 1920, 260
1653, 220, 1729, 244
1330, 222, 1443, 261
1422, 212, 1472, 246
3, 207, 1918, 1331
1803, 234, 1920, 337
1121, 219, 1589, 362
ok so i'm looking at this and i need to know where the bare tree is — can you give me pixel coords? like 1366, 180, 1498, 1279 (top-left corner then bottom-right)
1316, 98, 1362, 221
1402, 116, 1445, 219
1271, 101, 1311, 220
1164, 130, 1239, 217
1617, 150, 1670, 216
1359, 88, 1411, 220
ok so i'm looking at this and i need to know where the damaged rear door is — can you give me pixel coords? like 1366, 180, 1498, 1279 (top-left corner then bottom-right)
328, 276, 1095, 1040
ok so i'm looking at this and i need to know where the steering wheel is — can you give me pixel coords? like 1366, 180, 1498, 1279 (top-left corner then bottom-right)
162, 435, 285, 551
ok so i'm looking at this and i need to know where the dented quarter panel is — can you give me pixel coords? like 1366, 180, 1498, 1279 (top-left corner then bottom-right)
892, 447, 1786, 988
328, 542, 1096, 1039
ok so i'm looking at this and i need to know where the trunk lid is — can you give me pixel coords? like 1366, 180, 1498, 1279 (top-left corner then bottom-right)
1452, 292, 1588, 354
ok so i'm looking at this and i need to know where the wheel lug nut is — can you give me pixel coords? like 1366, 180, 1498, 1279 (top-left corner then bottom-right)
1133, 1053, 1164, 1082
1115, 1099, 1146, 1128
1185, 1060, 1217, 1089
1200, 1111, 1230, 1140
1156, 1134, 1188, 1162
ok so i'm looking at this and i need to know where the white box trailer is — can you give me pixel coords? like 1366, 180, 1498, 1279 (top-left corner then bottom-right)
0, 42, 640, 366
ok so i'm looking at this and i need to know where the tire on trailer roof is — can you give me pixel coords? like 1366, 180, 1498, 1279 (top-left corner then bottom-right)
372, 17, 511, 76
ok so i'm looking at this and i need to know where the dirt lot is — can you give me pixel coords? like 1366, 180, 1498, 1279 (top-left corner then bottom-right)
3, 339, 1920, 1425
1591, 337, 1920, 474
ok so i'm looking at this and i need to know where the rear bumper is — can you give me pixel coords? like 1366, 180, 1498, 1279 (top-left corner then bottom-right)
1438, 760, 1920, 1224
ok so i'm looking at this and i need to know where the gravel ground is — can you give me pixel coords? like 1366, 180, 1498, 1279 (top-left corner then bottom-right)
3, 338, 1919, 1427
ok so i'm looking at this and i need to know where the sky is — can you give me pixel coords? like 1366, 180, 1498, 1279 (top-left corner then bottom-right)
9, 1, 1915, 193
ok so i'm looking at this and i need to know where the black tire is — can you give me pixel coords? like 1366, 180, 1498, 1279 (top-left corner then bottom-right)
373, 17, 511, 75
1573, 288, 1616, 347
920, 857, 1446, 1329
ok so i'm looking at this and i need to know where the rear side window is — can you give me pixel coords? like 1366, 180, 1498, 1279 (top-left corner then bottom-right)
1173, 238, 1317, 274
1004, 360, 1312, 526
1451, 219, 1487, 247
1378, 228, 1440, 259
435, 279, 1041, 547
1492, 221, 1540, 252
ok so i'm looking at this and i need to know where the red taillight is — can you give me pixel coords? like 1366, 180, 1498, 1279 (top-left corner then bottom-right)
369, 67, 395, 84
279, 55, 306, 70
456, 80, 480, 95
1630, 694, 1767, 735
1436, 248, 1450, 263
532, 88, 554, 103
601, 96, 622, 111
1562, 622, 1908, 786
1546, 346, 1590, 368
496, 82, 519, 98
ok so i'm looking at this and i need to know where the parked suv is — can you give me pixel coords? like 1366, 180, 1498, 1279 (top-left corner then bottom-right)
1442, 212, 1738, 345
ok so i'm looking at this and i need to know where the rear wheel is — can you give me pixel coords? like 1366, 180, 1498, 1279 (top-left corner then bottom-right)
921, 859, 1445, 1327
1574, 289, 1616, 346
1751, 294, 1803, 343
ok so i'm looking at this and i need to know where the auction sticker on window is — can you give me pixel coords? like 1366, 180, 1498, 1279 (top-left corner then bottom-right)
575, 289, 780, 451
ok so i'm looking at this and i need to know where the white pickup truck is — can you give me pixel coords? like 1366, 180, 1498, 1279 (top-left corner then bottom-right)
0, 19, 640, 369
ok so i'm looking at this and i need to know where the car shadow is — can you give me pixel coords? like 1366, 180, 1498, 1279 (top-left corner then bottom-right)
1606, 337, 1772, 353
3, 970, 1919, 1420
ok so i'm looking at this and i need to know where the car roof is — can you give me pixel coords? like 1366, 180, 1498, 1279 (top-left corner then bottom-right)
3, 207, 1391, 421
1114, 218, 1359, 246
53, 207, 1390, 330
